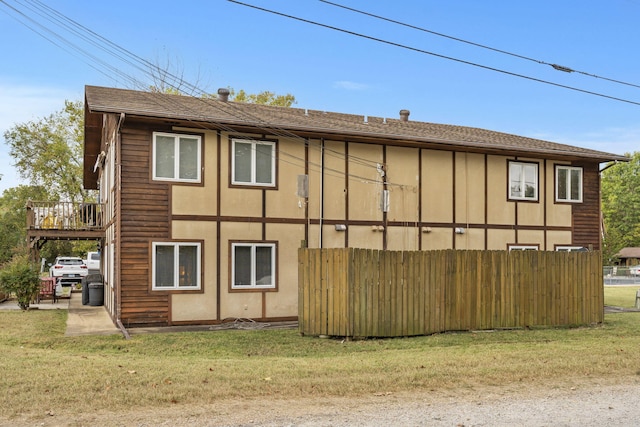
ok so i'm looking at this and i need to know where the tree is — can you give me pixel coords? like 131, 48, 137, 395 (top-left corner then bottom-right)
227, 89, 296, 107
0, 185, 48, 264
601, 152, 640, 262
0, 253, 41, 310
4, 100, 87, 203
153, 85, 297, 107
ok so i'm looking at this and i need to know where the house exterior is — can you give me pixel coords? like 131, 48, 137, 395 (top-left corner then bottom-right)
613, 247, 640, 266
83, 85, 627, 328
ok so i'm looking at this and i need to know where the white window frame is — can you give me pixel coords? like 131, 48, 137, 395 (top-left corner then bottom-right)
555, 165, 583, 203
152, 132, 202, 183
556, 246, 588, 252
508, 245, 539, 252
231, 242, 276, 290
231, 138, 276, 187
508, 161, 538, 201
152, 242, 201, 290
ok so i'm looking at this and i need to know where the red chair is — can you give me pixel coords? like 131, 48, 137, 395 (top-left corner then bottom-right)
37, 277, 58, 304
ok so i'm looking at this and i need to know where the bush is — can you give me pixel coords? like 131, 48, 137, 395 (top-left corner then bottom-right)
0, 254, 41, 310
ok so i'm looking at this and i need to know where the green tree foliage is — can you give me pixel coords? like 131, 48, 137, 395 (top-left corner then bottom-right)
0, 253, 41, 310
4, 100, 87, 203
152, 84, 297, 107
601, 152, 640, 262
228, 89, 296, 107
0, 185, 48, 264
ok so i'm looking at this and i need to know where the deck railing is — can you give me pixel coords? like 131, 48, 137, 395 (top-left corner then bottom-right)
26, 200, 104, 231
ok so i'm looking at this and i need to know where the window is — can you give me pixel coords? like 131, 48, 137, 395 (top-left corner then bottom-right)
231, 242, 276, 289
153, 132, 201, 182
556, 246, 588, 252
152, 242, 201, 290
508, 245, 538, 251
509, 161, 538, 201
556, 165, 582, 202
231, 138, 276, 186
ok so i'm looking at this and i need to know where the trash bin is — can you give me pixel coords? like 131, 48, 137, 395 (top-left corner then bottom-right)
83, 274, 102, 306
88, 282, 104, 306
81, 277, 90, 305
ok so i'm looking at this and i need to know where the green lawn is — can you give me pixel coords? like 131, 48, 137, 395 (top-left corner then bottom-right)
604, 285, 640, 308
0, 286, 638, 420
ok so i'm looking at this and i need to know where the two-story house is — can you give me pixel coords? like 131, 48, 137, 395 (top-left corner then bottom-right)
83, 85, 627, 328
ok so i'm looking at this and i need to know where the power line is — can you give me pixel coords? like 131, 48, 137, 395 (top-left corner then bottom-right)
319, 0, 640, 90
0, 0, 394, 188
227, 0, 640, 107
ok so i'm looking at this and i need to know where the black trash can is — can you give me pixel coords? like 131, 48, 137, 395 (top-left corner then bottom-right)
81, 277, 90, 305
83, 274, 102, 306
88, 282, 104, 306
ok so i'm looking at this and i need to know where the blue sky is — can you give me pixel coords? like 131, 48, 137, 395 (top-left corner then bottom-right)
1, 0, 639, 194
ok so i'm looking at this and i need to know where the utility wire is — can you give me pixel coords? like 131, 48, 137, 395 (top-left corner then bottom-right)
319, 0, 640, 90
0, 0, 395, 187
228, 0, 640, 107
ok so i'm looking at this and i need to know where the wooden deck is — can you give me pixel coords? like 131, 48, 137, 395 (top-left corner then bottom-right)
26, 201, 104, 248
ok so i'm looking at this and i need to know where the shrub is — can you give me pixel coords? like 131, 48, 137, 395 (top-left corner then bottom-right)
0, 254, 41, 310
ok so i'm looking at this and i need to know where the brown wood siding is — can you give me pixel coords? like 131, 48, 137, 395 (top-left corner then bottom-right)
118, 126, 171, 327
572, 162, 601, 250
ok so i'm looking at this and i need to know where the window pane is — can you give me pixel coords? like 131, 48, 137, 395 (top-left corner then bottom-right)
557, 168, 568, 200
155, 136, 175, 179
255, 143, 273, 184
234, 246, 252, 286
179, 137, 198, 180
234, 142, 252, 183
255, 246, 273, 286
523, 164, 536, 198
509, 164, 522, 198
570, 169, 581, 200
178, 245, 197, 287
155, 245, 175, 287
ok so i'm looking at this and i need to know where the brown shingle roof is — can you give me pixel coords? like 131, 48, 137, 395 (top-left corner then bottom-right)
84, 85, 628, 162
614, 247, 640, 259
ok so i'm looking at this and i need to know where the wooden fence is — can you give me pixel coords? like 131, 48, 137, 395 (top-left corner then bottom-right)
298, 248, 604, 338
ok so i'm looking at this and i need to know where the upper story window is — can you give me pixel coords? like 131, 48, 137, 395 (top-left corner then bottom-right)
231, 138, 276, 187
556, 165, 583, 203
153, 132, 201, 183
231, 242, 276, 290
152, 242, 201, 290
508, 161, 538, 201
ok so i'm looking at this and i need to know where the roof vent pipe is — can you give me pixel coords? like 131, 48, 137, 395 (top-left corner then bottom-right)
399, 109, 410, 122
217, 88, 230, 102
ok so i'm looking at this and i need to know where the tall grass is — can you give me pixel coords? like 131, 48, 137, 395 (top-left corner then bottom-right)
0, 288, 639, 420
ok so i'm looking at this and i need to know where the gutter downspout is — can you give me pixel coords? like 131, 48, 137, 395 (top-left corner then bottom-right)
319, 139, 325, 248
115, 112, 129, 339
